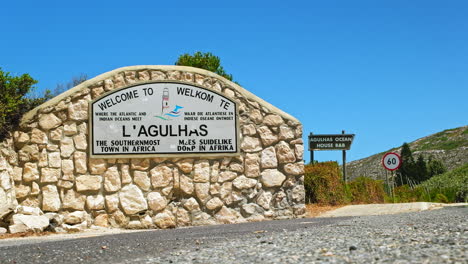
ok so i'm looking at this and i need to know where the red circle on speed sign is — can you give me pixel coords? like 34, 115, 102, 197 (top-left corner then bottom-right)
382, 152, 402, 171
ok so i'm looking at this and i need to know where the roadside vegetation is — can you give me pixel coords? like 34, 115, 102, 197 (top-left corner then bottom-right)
305, 161, 467, 206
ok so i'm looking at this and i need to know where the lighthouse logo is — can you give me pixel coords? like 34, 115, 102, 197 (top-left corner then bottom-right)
156, 88, 184, 120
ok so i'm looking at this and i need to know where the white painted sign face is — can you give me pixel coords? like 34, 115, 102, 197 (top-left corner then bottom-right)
90, 82, 238, 157
382, 152, 402, 171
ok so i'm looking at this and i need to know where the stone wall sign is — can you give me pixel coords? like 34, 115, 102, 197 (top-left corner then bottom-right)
90, 81, 239, 157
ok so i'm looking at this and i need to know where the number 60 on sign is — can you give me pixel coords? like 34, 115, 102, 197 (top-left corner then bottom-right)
382, 152, 402, 171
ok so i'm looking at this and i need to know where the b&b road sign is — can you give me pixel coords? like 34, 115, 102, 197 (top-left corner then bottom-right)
382, 152, 402, 171
308, 134, 355, 151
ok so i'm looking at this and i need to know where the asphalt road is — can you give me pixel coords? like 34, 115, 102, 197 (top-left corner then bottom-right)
0, 206, 466, 263
0, 216, 349, 264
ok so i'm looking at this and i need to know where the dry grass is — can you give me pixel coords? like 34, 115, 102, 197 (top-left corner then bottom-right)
305, 204, 344, 218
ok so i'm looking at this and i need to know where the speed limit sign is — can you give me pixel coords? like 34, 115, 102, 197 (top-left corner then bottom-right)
382, 152, 402, 171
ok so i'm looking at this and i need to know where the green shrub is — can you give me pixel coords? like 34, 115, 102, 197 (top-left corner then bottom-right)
348, 177, 385, 204
304, 162, 347, 205
0, 68, 46, 141
418, 163, 468, 202
434, 193, 449, 203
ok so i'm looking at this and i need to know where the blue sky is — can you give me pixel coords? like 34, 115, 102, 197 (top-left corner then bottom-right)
1, 0, 467, 163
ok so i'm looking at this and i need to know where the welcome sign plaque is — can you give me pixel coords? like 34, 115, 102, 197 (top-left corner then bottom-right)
90, 82, 239, 157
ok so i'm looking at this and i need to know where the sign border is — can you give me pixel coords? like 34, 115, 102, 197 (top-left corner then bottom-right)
382, 152, 402, 171
88, 80, 241, 159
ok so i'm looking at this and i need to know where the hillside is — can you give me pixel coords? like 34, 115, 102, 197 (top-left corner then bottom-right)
347, 126, 468, 180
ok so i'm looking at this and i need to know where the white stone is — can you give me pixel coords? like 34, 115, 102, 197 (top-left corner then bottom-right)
42, 185, 60, 212
207, 183, 219, 197
63, 221, 88, 232
15, 184, 30, 199
263, 114, 284, 126
242, 203, 263, 216
249, 109, 263, 124
73, 134, 87, 150
134, 171, 150, 191
179, 174, 194, 195
241, 136, 262, 152
257, 191, 273, 210
295, 144, 304, 161
210, 162, 220, 183
30, 128, 48, 144
48, 152, 61, 168
261, 147, 278, 169
12, 214, 49, 232
153, 211, 176, 229
131, 158, 150, 170
105, 194, 119, 213
176, 159, 193, 173
215, 206, 242, 224
193, 160, 210, 183
39, 113, 62, 130
15, 131, 30, 144
46, 144, 59, 151
150, 165, 173, 188
63, 122, 78, 136
62, 189, 86, 210
86, 195, 105, 210
12, 166, 23, 182
261, 169, 286, 187
15, 205, 43, 216
284, 162, 304, 175
60, 137, 75, 158
176, 208, 191, 226
275, 141, 296, 164
76, 175, 102, 192
0, 171, 11, 190
68, 99, 88, 121
194, 182, 210, 204
104, 166, 121, 192
229, 162, 244, 173
61, 159, 74, 175
9, 224, 29, 234
31, 182, 40, 195
206, 197, 223, 210
74, 151, 87, 174
244, 153, 260, 177
89, 158, 107, 174
40, 168, 60, 183
49, 127, 63, 141
19, 144, 39, 162
94, 214, 109, 227
121, 164, 132, 184
183, 197, 200, 211
279, 125, 295, 140
220, 182, 232, 201
23, 162, 39, 182
218, 171, 237, 182
64, 211, 87, 224
38, 149, 48, 167
233, 175, 257, 190
257, 126, 278, 146
119, 184, 148, 215
242, 124, 257, 136
147, 192, 167, 212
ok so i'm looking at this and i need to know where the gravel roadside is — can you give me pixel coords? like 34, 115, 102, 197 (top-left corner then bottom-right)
137, 206, 467, 264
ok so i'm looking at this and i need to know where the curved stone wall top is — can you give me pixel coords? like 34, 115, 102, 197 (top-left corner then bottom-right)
21, 65, 300, 126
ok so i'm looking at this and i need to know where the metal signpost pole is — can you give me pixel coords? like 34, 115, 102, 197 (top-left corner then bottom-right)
342, 130, 347, 183
309, 133, 314, 164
